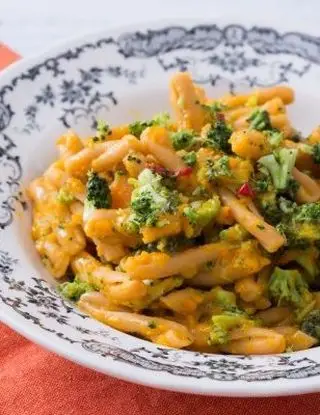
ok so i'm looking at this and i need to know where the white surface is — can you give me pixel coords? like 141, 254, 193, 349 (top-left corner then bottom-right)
1, 0, 320, 56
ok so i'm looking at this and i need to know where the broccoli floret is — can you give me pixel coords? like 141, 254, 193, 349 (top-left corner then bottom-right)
277, 222, 313, 249
128, 113, 171, 138
92, 120, 111, 142
85, 171, 111, 209
251, 167, 273, 193
205, 117, 232, 153
56, 188, 75, 204
219, 224, 250, 242
266, 129, 284, 148
296, 249, 319, 281
247, 109, 272, 131
258, 148, 297, 190
294, 203, 320, 222
209, 286, 237, 309
257, 192, 296, 226
170, 130, 195, 150
127, 169, 179, 231
253, 179, 269, 193
209, 310, 254, 345
257, 191, 282, 225
128, 120, 153, 138
268, 267, 311, 309
274, 202, 320, 247
312, 143, 320, 164
156, 235, 195, 253
301, 310, 320, 340
206, 156, 232, 181
152, 112, 171, 127
201, 103, 228, 120
59, 278, 95, 301
183, 197, 220, 237
280, 177, 299, 200
182, 151, 197, 167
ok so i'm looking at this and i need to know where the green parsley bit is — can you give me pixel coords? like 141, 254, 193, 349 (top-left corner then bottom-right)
147, 320, 157, 329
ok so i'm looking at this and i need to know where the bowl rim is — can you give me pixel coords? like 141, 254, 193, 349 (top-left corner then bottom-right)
1, 17, 320, 397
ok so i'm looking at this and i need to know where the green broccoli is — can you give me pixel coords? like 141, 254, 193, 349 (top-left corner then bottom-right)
156, 235, 194, 253
266, 129, 284, 148
256, 191, 283, 225
56, 188, 75, 204
258, 148, 297, 190
152, 112, 171, 127
268, 267, 311, 308
219, 224, 250, 242
301, 310, 320, 340
251, 167, 273, 193
247, 109, 272, 131
126, 169, 179, 231
84, 171, 111, 218
205, 117, 232, 153
201, 102, 228, 120
128, 120, 153, 138
280, 177, 300, 200
294, 203, 320, 222
256, 192, 296, 226
274, 201, 320, 247
295, 249, 320, 281
128, 113, 171, 138
92, 120, 112, 142
183, 197, 220, 237
208, 310, 254, 345
170, 130, 195, 150
59, 277, 95, 301
206, 155, 232, 181
182, 151, 197, 167
312, 143, 320, 164
209, 286, 237, 309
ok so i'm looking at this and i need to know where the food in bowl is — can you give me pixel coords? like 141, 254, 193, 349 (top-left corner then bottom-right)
27, 72, 320, 355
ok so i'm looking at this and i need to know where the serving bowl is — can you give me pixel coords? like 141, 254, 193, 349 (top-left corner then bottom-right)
1, 18, 320, 397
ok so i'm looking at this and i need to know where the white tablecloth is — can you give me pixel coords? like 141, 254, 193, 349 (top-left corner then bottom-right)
1, 0, 319, 57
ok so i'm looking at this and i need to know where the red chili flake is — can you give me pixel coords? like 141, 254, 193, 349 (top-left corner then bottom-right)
175, 167, 193, 177
237, 182, 255, 198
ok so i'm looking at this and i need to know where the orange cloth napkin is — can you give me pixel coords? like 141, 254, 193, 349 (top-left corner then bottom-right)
1, 44, 320, 415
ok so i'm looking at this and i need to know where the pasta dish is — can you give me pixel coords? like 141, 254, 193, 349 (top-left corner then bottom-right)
28, 72, 320, 354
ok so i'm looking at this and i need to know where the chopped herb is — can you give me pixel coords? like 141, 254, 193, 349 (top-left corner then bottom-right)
147, 320, 157, 329
257, 224, 265, 230
127, 154, 142, 164
182, 151, 197, 167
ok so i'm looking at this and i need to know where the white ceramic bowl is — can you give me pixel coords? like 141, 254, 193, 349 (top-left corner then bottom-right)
1, 19, 320, 397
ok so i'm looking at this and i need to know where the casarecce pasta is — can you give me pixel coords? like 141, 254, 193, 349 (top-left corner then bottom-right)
28, 72, 320, 355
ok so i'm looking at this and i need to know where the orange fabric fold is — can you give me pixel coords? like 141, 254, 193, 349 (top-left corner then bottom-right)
0, 43, 20, 70
1, 43, 320, 415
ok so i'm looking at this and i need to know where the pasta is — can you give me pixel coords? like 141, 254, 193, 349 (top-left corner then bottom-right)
28, 72, 320, 355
